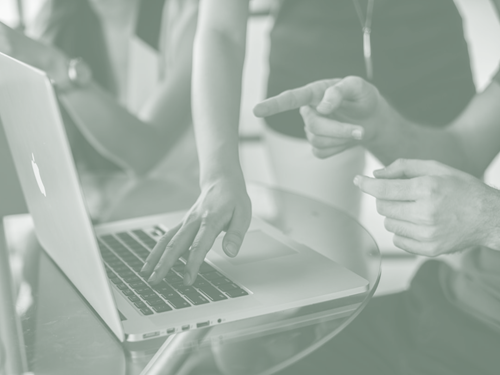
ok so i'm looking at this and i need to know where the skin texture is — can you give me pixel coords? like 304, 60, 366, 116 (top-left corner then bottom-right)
254, 76, 500, 255
354, 159, 500, 256
142, 0, 253, 285
0, 18, 193, 176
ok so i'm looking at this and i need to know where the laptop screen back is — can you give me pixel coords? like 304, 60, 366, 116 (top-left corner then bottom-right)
0, 53, 124, 341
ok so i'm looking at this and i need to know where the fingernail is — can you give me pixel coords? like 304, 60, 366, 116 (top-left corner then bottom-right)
352, 129, 363, 140
140, 263, 149, 274
147, 271, 158, 284
225, 242, 239, 257
353, 175, 361, 186
183, 272, 191, 285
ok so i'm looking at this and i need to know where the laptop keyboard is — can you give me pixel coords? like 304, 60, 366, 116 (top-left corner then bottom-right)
98, 227, 249, 316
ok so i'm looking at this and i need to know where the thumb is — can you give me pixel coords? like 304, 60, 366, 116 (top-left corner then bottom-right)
316, 85, 343, 115
222, 209, 250, 258
374, 159, 446, 179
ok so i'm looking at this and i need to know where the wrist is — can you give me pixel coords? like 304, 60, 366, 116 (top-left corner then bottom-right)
479, 186, 500, 251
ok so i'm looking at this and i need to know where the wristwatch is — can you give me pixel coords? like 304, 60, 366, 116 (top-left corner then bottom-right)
67, 57, 92, 88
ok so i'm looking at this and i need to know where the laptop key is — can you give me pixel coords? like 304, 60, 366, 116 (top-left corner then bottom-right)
196, 283, 228, 302
184, 293, 210, 306
134, 301, 147, 309
145, 298, 165, 306
175, 286, 197, 295
225, 288, 249, 298
217, 283, 241, 292
166, 297, 191, 309
127, 295, 141, 303
210, 278, 232, 287
152, 304, 173, 313
141, 292, 158, 300
122, 289, 135, 297
140, 308, 154, 316
203, 271, 224, 281
116, 283, 129, 291
143, 293, 162, 302
165, 272, 183, 283
199, 263, 215, 274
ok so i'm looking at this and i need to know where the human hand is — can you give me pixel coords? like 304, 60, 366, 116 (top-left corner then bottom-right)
253, 77, 390, 159
354, 159, 500, 256
0, 21, 69, 86
141, 175, 252, 285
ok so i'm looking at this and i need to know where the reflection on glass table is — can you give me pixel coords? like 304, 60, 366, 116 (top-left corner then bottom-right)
0, 182, 380, 375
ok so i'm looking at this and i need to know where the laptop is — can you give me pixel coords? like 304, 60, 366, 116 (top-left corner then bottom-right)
0, 52, 368, 343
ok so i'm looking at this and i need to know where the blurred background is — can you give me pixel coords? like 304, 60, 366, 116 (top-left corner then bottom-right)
0, 0, 499, 295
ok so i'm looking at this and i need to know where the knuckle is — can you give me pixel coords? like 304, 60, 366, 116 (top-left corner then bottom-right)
394, 158, 407, 169
344, 76, 363, 90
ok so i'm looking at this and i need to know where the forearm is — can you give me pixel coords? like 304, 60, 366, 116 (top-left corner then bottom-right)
479, 185, 500, 251
138, 61, 192, 151
366, 99, 472, 174
192, 29, 246, 185
59, 83, 167, 175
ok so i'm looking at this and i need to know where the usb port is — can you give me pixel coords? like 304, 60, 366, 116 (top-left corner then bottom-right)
181, 325, 190, 331
197, 321, 210, 328
143, 331, 160, 339
167, 328, 175, 334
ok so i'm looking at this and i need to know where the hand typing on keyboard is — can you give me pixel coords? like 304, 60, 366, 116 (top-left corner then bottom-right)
140, 176, 252, 286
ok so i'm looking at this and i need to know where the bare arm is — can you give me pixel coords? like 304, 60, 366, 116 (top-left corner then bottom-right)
59, 17, 197, 176
192, 0, 250, 183
0, 20, 193, 176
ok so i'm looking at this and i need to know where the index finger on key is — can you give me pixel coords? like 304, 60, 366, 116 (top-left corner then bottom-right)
141, 223, 181, 277
353, 175, 420, 201
253, 79, 339, 118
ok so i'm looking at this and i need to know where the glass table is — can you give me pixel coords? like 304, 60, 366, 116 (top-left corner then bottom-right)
0, 182, 380, 375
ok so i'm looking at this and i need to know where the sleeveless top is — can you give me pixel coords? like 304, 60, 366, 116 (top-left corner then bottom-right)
266, 0, 476, 138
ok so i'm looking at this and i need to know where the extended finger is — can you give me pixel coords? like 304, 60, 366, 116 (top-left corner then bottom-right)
147, 222, 199, 284
300, 106, 364, 139
184, 213, 224, 285
141, 223, 181, 276
354, 176, 420, 201
253, 79, 339, 117
376, 200, 420, 222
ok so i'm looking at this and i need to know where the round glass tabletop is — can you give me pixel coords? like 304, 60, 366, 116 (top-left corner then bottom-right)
0, 182, 380, 375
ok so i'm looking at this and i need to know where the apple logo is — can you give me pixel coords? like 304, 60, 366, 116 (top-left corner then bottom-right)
31, 153, 46, 197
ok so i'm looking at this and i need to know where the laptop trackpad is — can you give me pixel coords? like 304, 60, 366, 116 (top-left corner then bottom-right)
214, 230, 297, 265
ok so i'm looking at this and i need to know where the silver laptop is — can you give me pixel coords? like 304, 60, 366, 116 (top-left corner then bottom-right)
0, 52, 368, 343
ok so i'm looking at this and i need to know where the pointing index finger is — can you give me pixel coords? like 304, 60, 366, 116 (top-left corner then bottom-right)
253, 79, 339, 118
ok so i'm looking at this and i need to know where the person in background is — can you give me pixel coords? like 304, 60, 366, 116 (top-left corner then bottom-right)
250, 23, 500, 375
0, 0, 199, 212
142, 0, 476, 286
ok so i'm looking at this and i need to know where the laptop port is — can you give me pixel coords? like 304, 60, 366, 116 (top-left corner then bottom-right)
197, 321, 210, 328
143, 331, 160, 339
181, 325, 190, 331
167, 328, 175, 334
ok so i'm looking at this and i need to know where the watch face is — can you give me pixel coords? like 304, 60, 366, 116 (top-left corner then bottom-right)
68, 58, 92, 86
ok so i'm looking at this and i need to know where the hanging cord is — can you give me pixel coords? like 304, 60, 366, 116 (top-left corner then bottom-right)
352, 0, 375, 80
